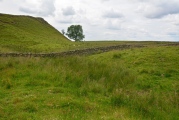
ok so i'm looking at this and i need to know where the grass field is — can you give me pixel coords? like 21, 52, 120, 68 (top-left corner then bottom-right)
0, 45, 178, 120
0, 13, 179, 119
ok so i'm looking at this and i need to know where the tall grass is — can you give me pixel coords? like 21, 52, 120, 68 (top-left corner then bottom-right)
0, 56, 135, 119
0, 46, 179, 119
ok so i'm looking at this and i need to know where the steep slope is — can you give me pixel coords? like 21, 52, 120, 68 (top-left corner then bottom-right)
0, 13, 70, 52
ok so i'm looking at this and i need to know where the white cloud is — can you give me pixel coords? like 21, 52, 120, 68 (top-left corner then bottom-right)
162, 14, 179, 26
137, 1, 179, 19
101, 0, 110, 3
103, 9, 124, 18
104, 19, 123, 30
62, 6, 75, 16
19, 0, 55, 16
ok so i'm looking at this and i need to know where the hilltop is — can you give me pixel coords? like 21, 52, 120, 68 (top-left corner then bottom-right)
0, 13, 70, 52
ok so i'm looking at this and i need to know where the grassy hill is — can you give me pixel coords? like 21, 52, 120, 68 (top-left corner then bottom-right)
0, 13, 71, 52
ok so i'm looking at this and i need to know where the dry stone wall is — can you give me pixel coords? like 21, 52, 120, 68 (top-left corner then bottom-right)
0, 44, 145, 57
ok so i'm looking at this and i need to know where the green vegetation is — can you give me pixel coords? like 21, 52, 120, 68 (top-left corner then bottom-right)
0, 13, 178, 119
66, 25, 85, 41
0, 46, 178, 119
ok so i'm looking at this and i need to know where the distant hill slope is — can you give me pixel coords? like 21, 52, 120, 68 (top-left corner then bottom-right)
0, 13, 70, 52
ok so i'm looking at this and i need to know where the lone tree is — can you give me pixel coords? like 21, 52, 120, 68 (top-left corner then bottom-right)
66, 25, 85, 41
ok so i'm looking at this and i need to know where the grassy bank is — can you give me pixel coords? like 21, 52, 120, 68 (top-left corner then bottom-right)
0, 45, 178, 119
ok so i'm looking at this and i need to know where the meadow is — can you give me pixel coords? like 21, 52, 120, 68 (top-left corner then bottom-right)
0, 13, 179, 119
0, 45, 179, 120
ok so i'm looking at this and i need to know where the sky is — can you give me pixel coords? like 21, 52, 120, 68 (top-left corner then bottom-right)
0, 0, 179, 41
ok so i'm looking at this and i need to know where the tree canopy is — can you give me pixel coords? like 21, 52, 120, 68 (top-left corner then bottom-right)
66, 25, 85, 41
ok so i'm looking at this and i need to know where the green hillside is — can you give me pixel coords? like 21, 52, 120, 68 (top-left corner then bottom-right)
0, 13, 70, 52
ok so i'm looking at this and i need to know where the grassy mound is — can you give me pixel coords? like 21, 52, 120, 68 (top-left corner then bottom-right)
0, 13, 70, 52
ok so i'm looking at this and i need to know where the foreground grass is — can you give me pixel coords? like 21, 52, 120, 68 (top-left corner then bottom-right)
0, 46, 179, 119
